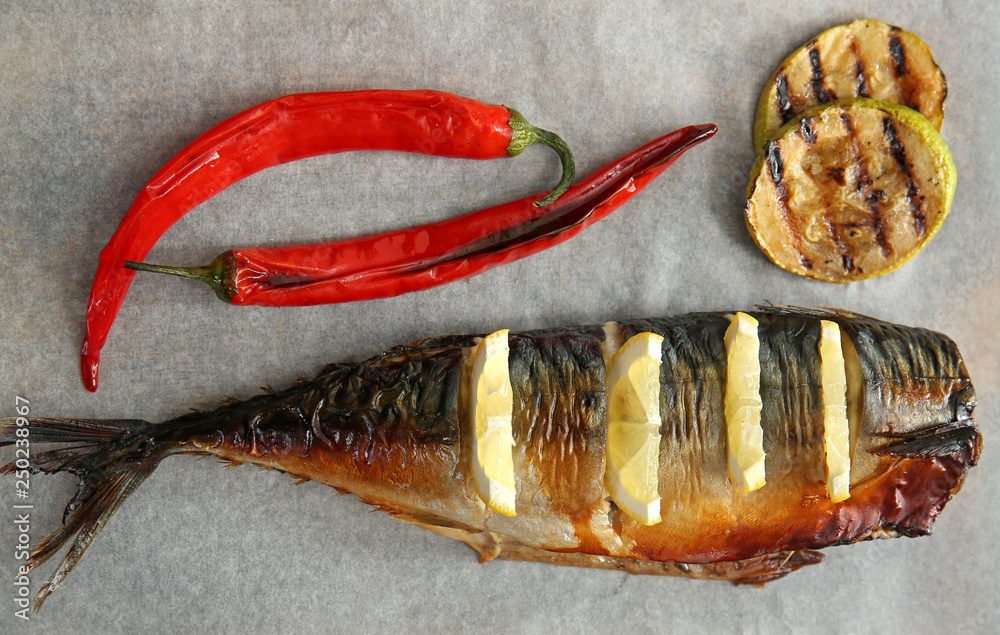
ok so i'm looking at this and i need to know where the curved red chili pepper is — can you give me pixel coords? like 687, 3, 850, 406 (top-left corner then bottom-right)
129, 124, 717, 307
81, 90, 575, 391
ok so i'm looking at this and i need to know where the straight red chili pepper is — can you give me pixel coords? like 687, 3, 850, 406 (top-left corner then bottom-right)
81, 90, 575, 391
127, 124, 716, 307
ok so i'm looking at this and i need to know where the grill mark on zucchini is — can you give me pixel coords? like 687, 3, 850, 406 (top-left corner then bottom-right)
881, 118, 914, 179
798, 116, 816, 145
776, 74, 794, 124
807, 44, 833, 102
881, 116, 928, 236
841, 252, 854, 273
848, 34, 871, 98
840, 112, 892, 258
906, 181, 926, 236
888, 29, 907, 76
865, 189, 892, 258
824, 218, 855, 274
854, 60, 870, 97
766, 139, 785, 189
765, 140, 812, 270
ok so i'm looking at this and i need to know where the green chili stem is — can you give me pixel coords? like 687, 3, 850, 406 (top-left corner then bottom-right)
506, 108, 576, 207
125, 256, 236, 303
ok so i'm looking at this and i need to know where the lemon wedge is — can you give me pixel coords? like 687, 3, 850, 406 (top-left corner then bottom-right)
724, 312, 766, 493
604, 331, 664, 526
469, 329, 516, 516
819, 320, 851, 502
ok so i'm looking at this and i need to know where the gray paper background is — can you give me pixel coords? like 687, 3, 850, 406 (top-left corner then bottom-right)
2, 1, 998, 632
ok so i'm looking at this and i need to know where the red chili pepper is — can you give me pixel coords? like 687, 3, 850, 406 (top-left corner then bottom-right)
81, 90, 576, 391
127, 124, 716, 308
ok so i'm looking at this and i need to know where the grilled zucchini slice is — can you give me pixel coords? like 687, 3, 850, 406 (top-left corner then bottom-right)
753, 19, 947, 151
744, 98, 956, 283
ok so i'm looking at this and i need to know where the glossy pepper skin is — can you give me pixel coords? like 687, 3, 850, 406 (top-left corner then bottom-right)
127, 124, 717, 306
81, 90, 575, 391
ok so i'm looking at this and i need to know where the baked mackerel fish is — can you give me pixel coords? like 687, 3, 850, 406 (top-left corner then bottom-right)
0, 307, 980, 610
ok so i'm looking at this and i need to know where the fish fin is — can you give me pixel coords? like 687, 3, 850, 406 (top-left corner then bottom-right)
754, 304, 878, 321
0, 417, 167, 611
489, 536, 824, 584
377, 508, 503, 562
726, 550, 827, 586
402, 516, 825, 583
873, 421, 981, 465
412, 523, 502, 563
319, 362, 351, 377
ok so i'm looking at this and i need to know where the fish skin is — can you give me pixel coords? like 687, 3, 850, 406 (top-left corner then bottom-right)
122, 307, 986, 557
0, 307, 981, 608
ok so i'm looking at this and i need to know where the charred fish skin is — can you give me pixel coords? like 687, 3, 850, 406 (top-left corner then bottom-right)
0, 308, 980, 609
590, 310, 979, 565
174, 325, 615, 550
186, 325, 615, 552
177, 336, 478, 523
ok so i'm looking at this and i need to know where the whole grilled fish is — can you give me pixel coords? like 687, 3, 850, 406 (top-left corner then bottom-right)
0, 307, 980, 610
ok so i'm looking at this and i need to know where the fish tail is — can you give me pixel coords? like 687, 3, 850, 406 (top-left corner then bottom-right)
0, 417, 168, 611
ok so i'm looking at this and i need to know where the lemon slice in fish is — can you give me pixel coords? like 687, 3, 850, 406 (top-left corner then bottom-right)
724, 312, 766, 493
604, 331, 664, 526
819, 320, 851, 502
470, 329, 516, 516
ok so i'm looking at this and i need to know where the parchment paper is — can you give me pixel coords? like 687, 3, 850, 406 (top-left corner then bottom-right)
1, 1, 998, 632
